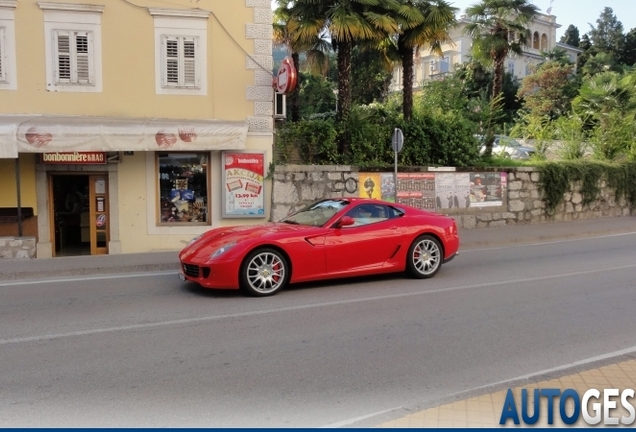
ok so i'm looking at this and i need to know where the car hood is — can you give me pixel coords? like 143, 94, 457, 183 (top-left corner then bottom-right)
180, 222, 317, 259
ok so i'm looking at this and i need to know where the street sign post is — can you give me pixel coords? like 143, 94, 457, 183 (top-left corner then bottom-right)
392, 128, 404, 201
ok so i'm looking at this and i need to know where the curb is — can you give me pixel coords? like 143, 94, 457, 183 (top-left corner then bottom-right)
0, 262, 180, 282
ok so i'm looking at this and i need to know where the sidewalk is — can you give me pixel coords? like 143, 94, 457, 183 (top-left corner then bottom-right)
0, 215, 635, 281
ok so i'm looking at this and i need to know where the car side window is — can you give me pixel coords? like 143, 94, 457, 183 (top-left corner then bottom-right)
344, 204, 390, 227
388, 206, 405, 218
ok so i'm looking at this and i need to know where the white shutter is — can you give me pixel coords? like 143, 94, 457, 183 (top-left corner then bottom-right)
53, 30, 94, 85
183, 37, 196, 87
74, 31, 91, 84
0, 27, 5, 82
163, 35, 179, 85
54, 30, 72, 83
161, 34, 199, 89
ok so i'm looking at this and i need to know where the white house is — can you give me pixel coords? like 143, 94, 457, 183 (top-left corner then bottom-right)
390, 12, 582, 91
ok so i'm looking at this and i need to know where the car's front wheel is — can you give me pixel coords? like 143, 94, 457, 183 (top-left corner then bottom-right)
406, 235, 443, 279
240, 248, 289, 296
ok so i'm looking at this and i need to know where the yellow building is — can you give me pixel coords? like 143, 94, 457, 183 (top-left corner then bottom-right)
0, 0, 275, 258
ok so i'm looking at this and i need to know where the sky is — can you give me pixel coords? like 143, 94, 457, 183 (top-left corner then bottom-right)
271, 1, 636, 39
445, 0, 635, 38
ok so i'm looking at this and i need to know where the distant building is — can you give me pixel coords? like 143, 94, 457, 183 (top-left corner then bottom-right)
390, 12, 582, 91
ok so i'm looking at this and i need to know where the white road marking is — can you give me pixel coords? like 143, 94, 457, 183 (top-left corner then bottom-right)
0, 271, 176, 287
1, 262, 635, 346
460, 231, 636, 252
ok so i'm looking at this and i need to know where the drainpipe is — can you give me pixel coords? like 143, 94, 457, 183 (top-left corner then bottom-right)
15, 157, 23, 237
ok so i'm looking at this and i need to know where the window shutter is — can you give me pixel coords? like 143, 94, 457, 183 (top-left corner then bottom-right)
55, 30, 72, 83
164, 36, 179, 85
161, 34, 200, 89
75, 32, 90, 84
183, 38, 196, 87
0, 27, 5, 82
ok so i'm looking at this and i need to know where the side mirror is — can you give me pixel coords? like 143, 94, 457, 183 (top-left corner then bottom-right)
335, 216, 355, 228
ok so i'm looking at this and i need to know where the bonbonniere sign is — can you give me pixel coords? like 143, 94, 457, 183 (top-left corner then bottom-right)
42, 152, 107, 164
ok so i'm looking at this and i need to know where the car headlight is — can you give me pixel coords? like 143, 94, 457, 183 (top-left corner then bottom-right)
210, 241, 237, 259
185, 234, 203, 247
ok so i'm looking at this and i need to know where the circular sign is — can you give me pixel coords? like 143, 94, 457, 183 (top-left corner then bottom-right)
274, 57, 297, 95
96, 214, 107, 228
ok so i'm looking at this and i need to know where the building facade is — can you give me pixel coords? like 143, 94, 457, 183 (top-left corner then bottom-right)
0, 0, 275, 258
390, 12, 582, 91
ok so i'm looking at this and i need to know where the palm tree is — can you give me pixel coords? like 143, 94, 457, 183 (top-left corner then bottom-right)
463, 0, 539, 99
393, 0, 457, 120
273, 0, 331, 121
288, 0, 399, 154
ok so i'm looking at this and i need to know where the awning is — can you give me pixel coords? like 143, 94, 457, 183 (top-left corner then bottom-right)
0, 114, 249, 158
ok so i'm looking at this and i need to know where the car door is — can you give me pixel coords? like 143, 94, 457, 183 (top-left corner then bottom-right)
324, 204, 402, 276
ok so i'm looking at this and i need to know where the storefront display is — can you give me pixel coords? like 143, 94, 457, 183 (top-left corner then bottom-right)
158, 152, 209, 224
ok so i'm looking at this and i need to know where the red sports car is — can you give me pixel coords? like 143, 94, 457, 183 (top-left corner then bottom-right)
178, 198, 459, 296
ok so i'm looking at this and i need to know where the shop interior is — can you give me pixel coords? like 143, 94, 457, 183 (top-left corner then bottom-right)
52, 175, 90, 256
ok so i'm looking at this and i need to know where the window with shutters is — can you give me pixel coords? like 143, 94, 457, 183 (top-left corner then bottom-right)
0, 26, 5, 83
162, 35, 199, 89
0, 1, 18, 91
54, 30, 94, 85
150, 11, 208, 96
40, 3, 103, 93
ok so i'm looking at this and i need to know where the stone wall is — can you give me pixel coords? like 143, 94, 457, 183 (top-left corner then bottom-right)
270, 165, 634, 227
0, 236, 36, 258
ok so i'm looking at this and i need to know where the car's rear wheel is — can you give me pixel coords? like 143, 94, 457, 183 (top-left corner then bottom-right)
240, 248, 289, 297
406, 235, 442, 279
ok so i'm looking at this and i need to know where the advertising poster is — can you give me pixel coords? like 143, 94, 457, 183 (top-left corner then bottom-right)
434, 173, 471, 210
396, 173, 436, 210
469, 172, 504, 207
380, 173, 395, 202
359, 173, 382, 199
222, 152, 265, 218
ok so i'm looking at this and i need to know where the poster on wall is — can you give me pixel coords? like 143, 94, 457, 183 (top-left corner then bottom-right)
222, 151, 266, 218
358, 173, 383, 199
395, 173, 436, 210
434, 172, 471, 210
469, 172, 505, 207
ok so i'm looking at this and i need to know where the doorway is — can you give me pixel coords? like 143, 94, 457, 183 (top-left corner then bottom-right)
51, 174, 109, 256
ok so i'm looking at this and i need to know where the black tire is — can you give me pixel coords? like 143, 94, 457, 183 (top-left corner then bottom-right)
406, 235, 443, 279
239, 248, 289, 297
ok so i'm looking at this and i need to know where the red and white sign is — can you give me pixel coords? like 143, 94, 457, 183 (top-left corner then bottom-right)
223, 152, 265, 218
41, 152, 107, 164
96, 214, 107, 228
274, 57, 297, 95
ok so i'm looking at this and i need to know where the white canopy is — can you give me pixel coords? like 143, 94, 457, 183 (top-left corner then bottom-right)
0, 114, 249, 159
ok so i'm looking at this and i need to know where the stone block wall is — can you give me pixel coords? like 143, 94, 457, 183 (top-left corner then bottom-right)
270, 164, 359, 222
270, 165, 634, 227
0, 236, 36, 258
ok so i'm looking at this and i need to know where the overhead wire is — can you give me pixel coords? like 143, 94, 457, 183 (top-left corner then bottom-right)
117, 0, 275, 77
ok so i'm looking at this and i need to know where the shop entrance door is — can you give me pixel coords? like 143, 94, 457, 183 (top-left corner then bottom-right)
51, 174, 109, 256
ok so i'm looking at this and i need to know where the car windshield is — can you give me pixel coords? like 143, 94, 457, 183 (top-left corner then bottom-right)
282, 199, 350, 227
496, 136, 521, 147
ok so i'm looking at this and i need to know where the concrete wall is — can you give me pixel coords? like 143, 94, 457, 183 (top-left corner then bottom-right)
270, 166, 634, 227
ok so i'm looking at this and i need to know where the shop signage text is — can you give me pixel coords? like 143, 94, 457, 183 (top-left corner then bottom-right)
42, 152, 107, 164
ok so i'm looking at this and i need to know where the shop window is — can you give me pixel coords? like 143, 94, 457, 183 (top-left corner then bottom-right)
158, 152, 209, 224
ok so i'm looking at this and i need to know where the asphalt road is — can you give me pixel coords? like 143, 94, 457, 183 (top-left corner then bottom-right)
1, 233, 636, 427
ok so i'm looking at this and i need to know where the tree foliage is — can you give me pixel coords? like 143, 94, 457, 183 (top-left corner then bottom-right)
517, 61, 576, 120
